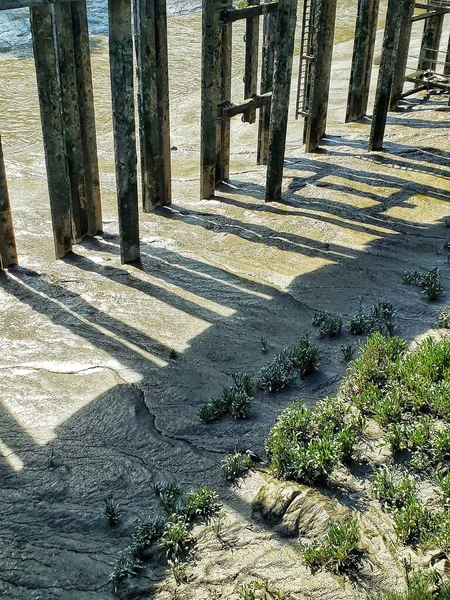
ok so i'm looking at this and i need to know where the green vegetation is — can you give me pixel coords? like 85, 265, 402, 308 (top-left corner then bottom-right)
160, 516, 193, 558
373, 569, 450, 600
109, 555, 143, 593
104, 498, 121, 526
347, 300, 396, 335
341, 344, 355, 362
403, 268, 442, 301
301, 517, 361, 574
166, 557, 189, 583
312, 311, 343, 338
437, 306, 450, 328
221, 452, 252, 481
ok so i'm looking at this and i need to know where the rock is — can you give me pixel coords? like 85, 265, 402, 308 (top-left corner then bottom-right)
252, 481, 302, 526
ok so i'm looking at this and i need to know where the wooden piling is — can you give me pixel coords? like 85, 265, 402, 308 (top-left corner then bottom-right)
369, 0, 404, 151
30, 4, 73, 259
108, 0, 140, 263
390, 0, 415, 109
134, 0, 172, 211
265, 0, 298, 202
243, 0, 260, 124
346, 0, 380, 122
71, 0, 103, 235
304, 0, 338, 152
218, 0, 232, 182
53, 1, 89, 243
0, 135, 18, 270
201, 0, 222, 199
445, 33, 450, 76
257, 3, 276, 165
418, 1, 444, 73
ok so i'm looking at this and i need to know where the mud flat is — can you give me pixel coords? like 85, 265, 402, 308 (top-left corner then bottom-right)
0, 9, 449, 600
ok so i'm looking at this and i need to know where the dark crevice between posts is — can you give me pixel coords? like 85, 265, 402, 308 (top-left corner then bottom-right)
30, 3, 73, 259
134, 0, 172, 211
346, 0, 380, 123
369, 0, 414, 151
0, 135, 18, 270
303, 0, 337, 153
108, 0, 140, 264
265, 0, 298, 201
257, 0, 275, 166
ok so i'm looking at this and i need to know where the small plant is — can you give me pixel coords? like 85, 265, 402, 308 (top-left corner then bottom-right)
347, 300, 375, 335
372, 466, 417, 510
289, 337, 320, 377
256, 350, 294, 392
341, 344, 355, 362
302, 517, 361, 574
160, 516, 193, 558
166, 558, 189, 583
183, 486, 221, 521
374, 569, 449, 600
232, 372, 254, 395
109, 555, 143, 593
236, 581, 264, 600
104, 498, 121, 526
229, 389, 252, 419
312, 311, 343, 338
437, 306, 450, 328
169, 348, 178, 360
154, 481, 183, 515
284, 435, 338, 485
383, 423, 408, 454
199, 377, 253, 423
393, 495, 435, 546
436, 472, 450, 505
221, 452, 252, 481
129, 516, 166, 558
403, 268, 442, 301
261, 336, 268, 353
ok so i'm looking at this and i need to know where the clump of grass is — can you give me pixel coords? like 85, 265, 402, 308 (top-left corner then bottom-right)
436, 472, 450, 504
312, 311, 343, 338
374, 569, 450, 600
109, 555, 143, 593
403, 267, 442, 301
169, 349, 177, 360
372, 466, 417, 510
383, 423, 408, 454
160, 516, 193, 558
166, 557, 188, 583
393, 496, 436, 546
199, 382, 253, 423
347, 300, 396, 336
302, 517, 361, 574
104, 498, 121, 526
289, 337, 320, 377
341, 344, 355, 362
129, 516, 166, 558
348, 301, 375, 335
437, 306, 450, 328
182, 486, 221, 522
154, 481, 183, 515
260, 336, 268, 353
221, 452, 252, 481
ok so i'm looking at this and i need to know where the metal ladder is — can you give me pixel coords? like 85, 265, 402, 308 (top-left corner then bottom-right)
295, 0, 315, 119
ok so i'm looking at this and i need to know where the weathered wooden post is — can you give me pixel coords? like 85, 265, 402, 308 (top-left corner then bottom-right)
71, 0, 103, 236
418, 0, 444, 73
243, 0, 260, 124
346, 0, 380, 122
30, 4, 73, 259
53, 1, 89, 242
265, 0, 298, 201
368, 0, 404, 151
134, 0, 172, 211
201, 0, 222, 199
445, 33, 450, 76
257, 2, 276, 165
0, 135, 18, 270
108, 0, 140, 263
303, 0, 338, 152
390, 0, 415, 109
218, 0, 232, 182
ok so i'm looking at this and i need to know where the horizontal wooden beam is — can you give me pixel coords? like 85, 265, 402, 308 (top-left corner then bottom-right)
0, 0, 75, 11
411, 8, 450, 21
221, 92, 272, 118
405, 74, 450, 88
221, 2, 278, 23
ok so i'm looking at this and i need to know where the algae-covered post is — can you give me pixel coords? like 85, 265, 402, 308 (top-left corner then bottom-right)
265, 0, 298, 201
390, 0, 415, 109
0, 135, 18, 270
346, 0, 380, 123
71, 0, 103, 236
30, 4, 73, 259
243, 0, 260, 124
418, 0, 444, 73
257, 1, 276, 166
218, 0, 232, 183
369, 0, 405, 151
53, 1, 89, 242
108, 0, 140, 263
303, 0, 337, 153
134, 0, 172, 211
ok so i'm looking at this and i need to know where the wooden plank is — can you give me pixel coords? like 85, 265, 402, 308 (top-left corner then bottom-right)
390, 0, 415, 108
257, 3, 276, 165
0, 0, 73, 10
53, 1, 88, 243
346, 0, 380, 122
243, 0, 260, 124
201, 0, 222, 199
0, 135, 18, 269
369, 0, 404, 151
71, 0, 103, 235
418, 1, 444, 72
218, 0, 232, 182
304, 0, 338, 152
30, 4, 73, 258
108, 0, 140, 263
265, 0, 298, 201
224, 92, 272, 117
221, 2, 278, 22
